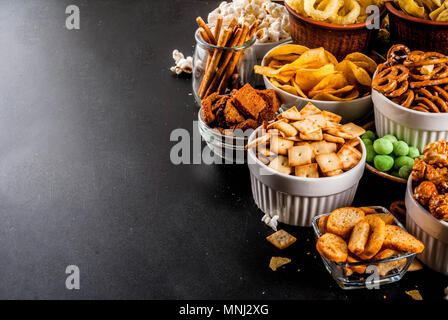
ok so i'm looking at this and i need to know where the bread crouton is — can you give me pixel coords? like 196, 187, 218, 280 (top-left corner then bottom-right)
232, 83, 267, 120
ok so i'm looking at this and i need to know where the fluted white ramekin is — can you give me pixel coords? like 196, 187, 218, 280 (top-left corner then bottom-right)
372, 89, 448, 152
405, 175, 448, 275
247, 127, 366, 226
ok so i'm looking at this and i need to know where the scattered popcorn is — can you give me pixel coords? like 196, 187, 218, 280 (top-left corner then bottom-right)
208, 0, 290, 44
262, 213, 279, 231
170, 49, 193, 75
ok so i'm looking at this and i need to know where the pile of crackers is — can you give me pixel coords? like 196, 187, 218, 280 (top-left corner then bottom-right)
246, 103, 365, 177
317, 207, 425, 276
202, 83, 281, 134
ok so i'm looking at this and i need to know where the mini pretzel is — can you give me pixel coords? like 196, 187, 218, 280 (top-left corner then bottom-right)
387, 44, 411, 66
392, 89, 414, 108
417, 88, 448, 112
412, 52, 448, 67
373, 65, 409, 95
414, 97, 440, 113
404, 50, 425, 67
389, 200, 406, 216
386, 80, 408, 98
410, 77, 448, 89
433, 86, 448, 101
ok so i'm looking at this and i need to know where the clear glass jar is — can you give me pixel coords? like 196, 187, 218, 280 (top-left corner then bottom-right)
192, 27, 257, 105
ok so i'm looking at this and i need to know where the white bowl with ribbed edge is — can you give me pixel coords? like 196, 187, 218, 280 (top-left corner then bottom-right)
372, 89, 448, 152
405, 175, 448, 275
247, 127, 366, 226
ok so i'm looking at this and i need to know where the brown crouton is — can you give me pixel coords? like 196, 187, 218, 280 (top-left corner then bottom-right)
257, 89, 281, 114
224, 99, 245, 124
232, 83, 267, 120
201, 92, 221, 125
233, 119, 259, 130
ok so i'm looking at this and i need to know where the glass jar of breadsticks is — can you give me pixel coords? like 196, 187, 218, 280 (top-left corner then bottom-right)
192, 17, 257, 105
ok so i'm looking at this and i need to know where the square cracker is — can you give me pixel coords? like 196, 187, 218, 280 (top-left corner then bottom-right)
300, 129, 323, 141
323, 133, 345, 144
299, 103, 321, 117
322, 110, 342, 124
288, 145, 313, 167
270, 121, 298, 137
295, 163, 319, 178
337, 145, 362, 171
291, 119, 320, 134
324, 127, 354, 139
346, 138, 361, 148
268, 155, 292, 175
316, 152, 343, 173
340, 123, 366, 138
266, 229, 297, 250
278, 106, 302, 121
310, 141, 330, 156
323, 169, 344, 177
306, 113, 327, 128
270, 136, 294, 155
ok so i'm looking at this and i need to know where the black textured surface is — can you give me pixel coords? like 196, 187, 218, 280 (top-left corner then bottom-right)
0, 0, 446, 300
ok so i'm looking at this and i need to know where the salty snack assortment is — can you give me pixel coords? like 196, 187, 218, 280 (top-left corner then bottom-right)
372, 44, 448, 113
247, 103, 365, 177
255, 44, 377, 101
195, 16, 258, 99
185, 0, 448, 287
201, 83, 281, 134
392, 0, 448, 21
208, 0, 291, 43
411, 140, 448, 221
362, 130, 420, 179
315, 207, 424, 276
285, 0, 386, 24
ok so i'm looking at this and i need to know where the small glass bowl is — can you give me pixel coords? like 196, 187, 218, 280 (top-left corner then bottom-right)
198, 108, 252, 164
312, 206, 417, 290
192, 27, 257, 106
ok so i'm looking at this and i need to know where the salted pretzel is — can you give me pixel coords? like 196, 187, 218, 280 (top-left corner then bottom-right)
372, 65, 409, 95
414, 97, 440, 113
417, 88, 448, 112
373, 45, 448, 113
392, 89, 414, 108
387, 44, 411, 66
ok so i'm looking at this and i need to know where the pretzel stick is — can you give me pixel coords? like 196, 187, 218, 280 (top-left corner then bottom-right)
213, 17, 223, 41
199, 28, 214, 70
217, 23, 251, 94
198, 27, 232, 99
204, 27, 243, 97
196, 17, 216, 45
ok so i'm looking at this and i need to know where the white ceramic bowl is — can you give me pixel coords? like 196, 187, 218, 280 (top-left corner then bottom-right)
247, 127, 367, 226
372, 89, 448, 152
260, 43, 373, 123
405, 175, 448, 275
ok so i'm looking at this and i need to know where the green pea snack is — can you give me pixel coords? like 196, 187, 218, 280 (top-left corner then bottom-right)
408, 146, 420, 159
362, 130, 376, 141
373, 138, 393, 155
365, 145, 376, 162
382, 134, 398, 143
374, 155, 394, 172
362, 130, 419, 180
392, 140, 409, 157
394, 155, 414, 170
